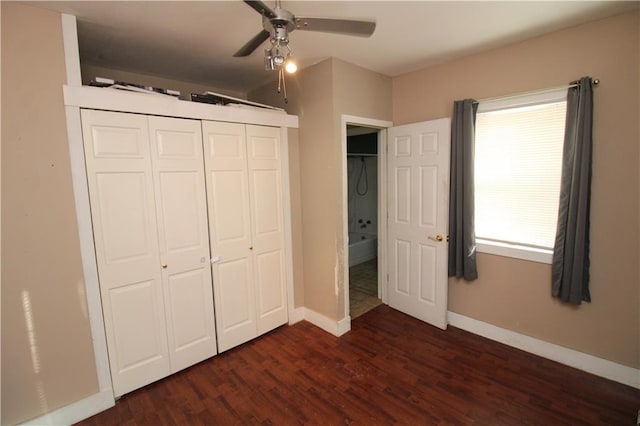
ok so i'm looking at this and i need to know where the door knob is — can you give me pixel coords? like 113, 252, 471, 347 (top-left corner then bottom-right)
162, 264, 168, 269
428, 234, 443, 242
249, 246, 253, 250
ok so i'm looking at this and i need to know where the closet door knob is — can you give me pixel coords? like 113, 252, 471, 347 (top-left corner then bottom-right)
249, 246, 253, 250
162, 264, 168, 269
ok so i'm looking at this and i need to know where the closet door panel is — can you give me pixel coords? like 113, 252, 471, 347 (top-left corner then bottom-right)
94, 172, 154, 272
209, 170, 250, 243
255, 249, 285, 315
202, 121, 256, 352
156, 172, 203, 251
107, 279, 168, 394
81, 109, 169, 397
165, 267, 216, 369
216, 258, 256, 350
246, 125, 288, 334
252, 170, 282, 237
148, 116, 216, 371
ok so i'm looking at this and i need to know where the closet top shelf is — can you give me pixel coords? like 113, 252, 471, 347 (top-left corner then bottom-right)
63, 85, 299, 129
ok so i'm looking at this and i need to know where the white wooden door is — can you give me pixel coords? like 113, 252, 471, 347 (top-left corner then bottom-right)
202, 121, 257, 352
202, 122, 288, 351
81, 109, 170, 397
387, 118, 450, 329
246, 125, 288, 334
148, 116, 217, 372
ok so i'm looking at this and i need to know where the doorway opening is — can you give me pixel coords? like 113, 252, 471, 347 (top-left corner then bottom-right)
341, 115, 392, 330
347, 125, 382, 319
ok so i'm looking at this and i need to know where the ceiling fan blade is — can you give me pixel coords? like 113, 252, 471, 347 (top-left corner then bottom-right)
243, 0, 276, 19
294, 17, 376, 37
233, 30, 271, 57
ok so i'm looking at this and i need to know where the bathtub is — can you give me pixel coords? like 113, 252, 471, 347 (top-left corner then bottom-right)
349, 232, 378, 267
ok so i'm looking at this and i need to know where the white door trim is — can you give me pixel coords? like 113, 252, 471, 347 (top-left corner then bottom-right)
64, 106, 114, 395
62, 8, 115, 402
340, 115, 393, 327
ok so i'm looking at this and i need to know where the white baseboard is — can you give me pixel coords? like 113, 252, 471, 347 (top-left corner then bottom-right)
448, 311, 640, 389
296, 307, 351, 337
337, 315, 352, 336
20, 389, 114, 426
288, 307, 306, 325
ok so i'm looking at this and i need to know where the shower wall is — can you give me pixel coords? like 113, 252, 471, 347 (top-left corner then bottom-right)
347, 155, 378, 239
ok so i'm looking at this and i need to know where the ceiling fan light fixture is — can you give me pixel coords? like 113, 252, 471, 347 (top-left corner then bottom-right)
273, 53, 286, 66
285, 59, 297, 74
264, 48, 276, 70
238, 0, 376, 102
264, 40, 291, 71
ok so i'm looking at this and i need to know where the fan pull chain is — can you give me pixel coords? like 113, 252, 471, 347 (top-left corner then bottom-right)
277, 68, 288, 104
277, 69, 282, 93
282, 69, 288, 104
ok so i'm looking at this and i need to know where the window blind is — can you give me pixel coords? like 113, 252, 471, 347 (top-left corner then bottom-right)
475, 101, 567, 249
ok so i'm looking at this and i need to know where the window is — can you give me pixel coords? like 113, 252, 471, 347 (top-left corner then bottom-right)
475, 89, 567, 263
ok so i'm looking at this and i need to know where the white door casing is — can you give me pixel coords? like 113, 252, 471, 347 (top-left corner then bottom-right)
147, 116, 217, 372
340, 115, 393, 326
81, 109, 170, 396
387, 118, 451, 329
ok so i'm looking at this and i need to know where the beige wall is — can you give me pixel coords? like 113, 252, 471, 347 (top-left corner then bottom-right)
251, 58, 392, 321
637, 12, 640, 370
1, 3, 99, 425
287, 127, 305, 308
280, 59, 340, 318
251, 61, 335, 316
331, 59, 393, 319
393, 11, 639, 368
81, 63, 246, 100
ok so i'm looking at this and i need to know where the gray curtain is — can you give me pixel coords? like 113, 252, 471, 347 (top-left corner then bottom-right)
552, 77, 594, 304
448, 99, 478, 281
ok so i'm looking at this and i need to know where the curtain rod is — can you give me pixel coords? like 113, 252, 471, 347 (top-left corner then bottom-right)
474, 78, 599, 104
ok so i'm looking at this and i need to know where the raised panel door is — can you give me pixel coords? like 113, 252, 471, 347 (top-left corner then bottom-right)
148, 116, 217, 371
202, 121, 256, 352
81, 109, 169, 397
246, 125, 288, 334
387, 118, 450, 329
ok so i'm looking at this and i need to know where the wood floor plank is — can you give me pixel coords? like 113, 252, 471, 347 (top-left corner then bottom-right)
76, 305, 639, 425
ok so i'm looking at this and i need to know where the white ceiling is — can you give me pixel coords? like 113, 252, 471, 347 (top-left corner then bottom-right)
31, 1, 638, 94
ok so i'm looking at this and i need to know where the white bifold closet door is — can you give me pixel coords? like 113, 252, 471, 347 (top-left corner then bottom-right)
147, 116, 216, 370
202, 121, 288, 352
82, 109, 216, 397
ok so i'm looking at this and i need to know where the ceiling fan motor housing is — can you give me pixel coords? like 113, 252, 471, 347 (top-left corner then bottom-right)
233, 0, 376, 59
263, 8, 296, 39
272, 26, 289, 44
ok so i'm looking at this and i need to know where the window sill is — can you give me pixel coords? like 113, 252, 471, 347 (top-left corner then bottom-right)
476, 239, 552, 264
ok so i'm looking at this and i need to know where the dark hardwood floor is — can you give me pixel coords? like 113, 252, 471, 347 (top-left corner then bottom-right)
76, 305, 639, 425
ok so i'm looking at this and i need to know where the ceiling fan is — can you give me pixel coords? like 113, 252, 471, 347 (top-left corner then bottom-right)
233, 0, 376, 68
233, 0, 375, 102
